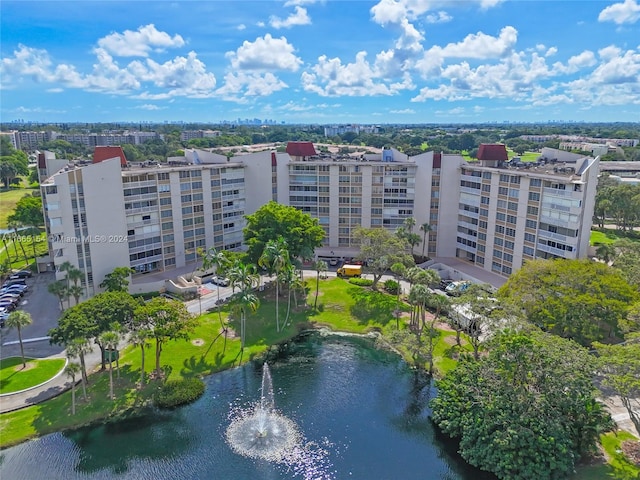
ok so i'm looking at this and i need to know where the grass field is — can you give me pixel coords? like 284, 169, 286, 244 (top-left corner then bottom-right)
591, 230, 618, 245
0, 187, 38, 229
574, 431, 640, 480
0, 357, 66, 394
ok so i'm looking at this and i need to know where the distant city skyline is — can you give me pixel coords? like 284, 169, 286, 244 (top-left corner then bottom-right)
1, 1, 639, 124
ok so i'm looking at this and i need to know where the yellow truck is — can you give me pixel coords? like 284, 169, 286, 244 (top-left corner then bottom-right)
337, 264, 362, 278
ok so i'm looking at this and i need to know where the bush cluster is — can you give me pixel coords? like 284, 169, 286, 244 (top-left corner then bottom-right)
154, 377, 205, 409
383, 279, 400, 294
349, 278, 373, 287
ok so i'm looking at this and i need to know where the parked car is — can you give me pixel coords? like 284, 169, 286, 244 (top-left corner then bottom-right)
11, 269, 33, 278
0, 300, 17, 311
1, 284, 28, 294
3, 278, 27, 287
212, 276, 230, 287
0, 293, 22, 302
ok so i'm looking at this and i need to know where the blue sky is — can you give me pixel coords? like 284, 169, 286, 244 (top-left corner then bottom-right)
1, 0, 639, 124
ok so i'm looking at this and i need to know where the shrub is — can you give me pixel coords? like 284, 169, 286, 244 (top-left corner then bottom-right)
383, 279, 400, 295
349, 277, 373, 287
154, 377, 205, 409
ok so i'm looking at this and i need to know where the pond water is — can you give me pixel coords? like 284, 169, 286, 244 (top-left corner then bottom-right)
0, 333, 494, 480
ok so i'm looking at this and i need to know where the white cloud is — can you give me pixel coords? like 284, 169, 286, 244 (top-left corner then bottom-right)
425, 11, 452, 24
216, 72, 288, 100
284, 0, 321, 6
226, 34, 302, 71
411, 42, 640, 108
237, 24, 247, 31
545, 47, 558, 57
137, 104, 165, 110
434, 26, 518, 59
1, 43, 218, 98
598, 0, 640, 25
270, 6, 311, 29
479, 0, 506, 9
302, 51, 415, 96
97, 24, 185, 57
390, 108, 415, 114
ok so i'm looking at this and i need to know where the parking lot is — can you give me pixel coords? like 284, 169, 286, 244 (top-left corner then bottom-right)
0, 271, 65, 359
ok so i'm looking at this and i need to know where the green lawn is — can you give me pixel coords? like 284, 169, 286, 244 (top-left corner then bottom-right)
0, 187, 38, 229
0, 357, 66, 394
574, 431, 640, 480
0, 230, 48, 271
591, 230, 618, 246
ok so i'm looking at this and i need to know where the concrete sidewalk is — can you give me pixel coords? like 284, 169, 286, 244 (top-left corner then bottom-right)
0, 343, 104, 414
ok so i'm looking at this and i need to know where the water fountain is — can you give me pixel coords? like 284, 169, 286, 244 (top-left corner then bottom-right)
225, 363, 301, 461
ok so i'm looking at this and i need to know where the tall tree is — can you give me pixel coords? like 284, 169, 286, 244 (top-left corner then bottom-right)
65, 362, 81, 415
431, 330, 611, 480
244, 201, 325, 264
7, 194, 43, 259
133, 297, 195, 378
200, 246, 230, 341
98, 330, 119, 400
498, 259, 638, 346
66, 338, 91, 395
99, 266, 133, 292
6, 310, 32, 368
419, 223, 432, 259
48, 280, 68, 312
593, 338, 640, 435
313, 260, 328, 310
130, 327, 151, 386
354, 227, 413, 290
259, 237, 290, 332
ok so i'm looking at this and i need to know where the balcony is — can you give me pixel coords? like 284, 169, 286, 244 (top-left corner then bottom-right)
537, 243, 577, 258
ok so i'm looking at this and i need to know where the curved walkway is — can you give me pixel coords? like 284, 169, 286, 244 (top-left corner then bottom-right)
0, 347, 103, 414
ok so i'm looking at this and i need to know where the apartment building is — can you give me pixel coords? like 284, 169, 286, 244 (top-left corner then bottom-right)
438, 145, 598, 277
41, 151, 249, 297
40, 143, 598, 296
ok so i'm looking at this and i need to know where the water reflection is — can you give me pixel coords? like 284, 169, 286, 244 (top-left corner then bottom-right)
1, 334, 494, 480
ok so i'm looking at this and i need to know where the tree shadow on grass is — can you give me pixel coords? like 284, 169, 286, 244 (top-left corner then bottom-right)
347, 286, 397, 325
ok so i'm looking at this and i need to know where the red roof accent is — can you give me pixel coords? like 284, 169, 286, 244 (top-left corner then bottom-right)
433, 152, 441, 169
271, 152, 277, 167
93, 146, 127, 166
37, 152, 46, 169
286, 142, 316, 157
477, 144, 508, 162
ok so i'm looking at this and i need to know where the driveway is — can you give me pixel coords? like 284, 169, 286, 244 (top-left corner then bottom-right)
1, 271, 64, 359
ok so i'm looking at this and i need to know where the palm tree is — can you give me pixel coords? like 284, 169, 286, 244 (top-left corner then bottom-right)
420, 223, 432, 259
130, 327, 150, 386
66, 338, 91, 393
66, 266, 83, 287
279, 264, 297, 329
98, 331, 119, 399
58, 261, 74, 287
408, 284, 429, 334
48, 281, 68, 311
258, 237, 290, 332
232, 287, 259, 351
201, 247, 228, 337
6, 310, 32, 368
65, 362, 81, 415
313, 260, 328, 309
7, 219, 29, 264
403, 217, 416, 234
68, 285, 84, 306
391, 262, 407, 328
